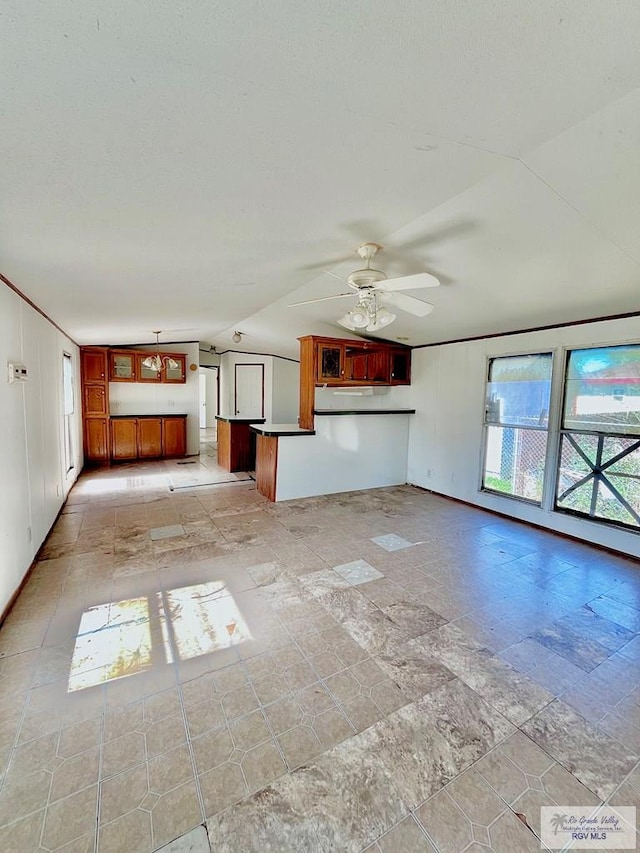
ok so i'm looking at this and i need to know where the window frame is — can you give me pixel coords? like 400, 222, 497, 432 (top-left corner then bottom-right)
479, 349, 555, 506
63, 352, 75, 475
553, 342, 640, 533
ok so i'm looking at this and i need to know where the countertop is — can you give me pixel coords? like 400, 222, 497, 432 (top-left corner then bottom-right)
216, 416, 266, 424
250, 423, 315, 437
313, 409, 416, 416
109, 413, 188, 418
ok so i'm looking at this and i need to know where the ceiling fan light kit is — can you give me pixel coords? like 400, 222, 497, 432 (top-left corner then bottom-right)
289, 242, 439, 332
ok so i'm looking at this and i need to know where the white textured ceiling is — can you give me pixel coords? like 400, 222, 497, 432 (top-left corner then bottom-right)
2, 1, 640, 356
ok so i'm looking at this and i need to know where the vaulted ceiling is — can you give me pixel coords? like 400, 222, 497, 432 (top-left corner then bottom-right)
3, 2, 640, 357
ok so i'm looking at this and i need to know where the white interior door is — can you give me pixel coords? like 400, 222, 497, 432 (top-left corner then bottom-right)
234, 364, 264, 419
199, 371, 207, 428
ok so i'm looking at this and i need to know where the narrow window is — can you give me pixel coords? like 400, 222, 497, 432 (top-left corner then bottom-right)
482, 353, 553, 504
63, 353, 75, 473
556, 344, 640, 531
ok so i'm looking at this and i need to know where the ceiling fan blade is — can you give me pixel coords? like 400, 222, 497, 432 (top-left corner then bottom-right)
322, 269, 348, 283
380, 291, 434, 317
288, 292, 353, 307
376, 272, 440, 292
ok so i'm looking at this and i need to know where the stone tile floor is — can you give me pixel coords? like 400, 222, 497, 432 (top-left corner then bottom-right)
1, 451, 639, 852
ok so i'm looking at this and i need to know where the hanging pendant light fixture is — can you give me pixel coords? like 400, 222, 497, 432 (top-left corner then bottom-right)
142, 331, 180, 372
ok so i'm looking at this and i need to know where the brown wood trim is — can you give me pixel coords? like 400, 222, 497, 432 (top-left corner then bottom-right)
234, 363, 265, 418
412, 309, 640, 350
256, 434, 278, 501
1, 272, 78, 345
298, 337, 315, 430
411, 484, 640, 564
216, 419, 231, 470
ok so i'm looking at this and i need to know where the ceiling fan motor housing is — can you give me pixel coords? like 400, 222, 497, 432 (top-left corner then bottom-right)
347, 268, 387, 288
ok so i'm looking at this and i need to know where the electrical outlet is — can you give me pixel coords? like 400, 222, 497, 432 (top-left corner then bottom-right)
27, 526, 32, 542
56, 484, 61, 497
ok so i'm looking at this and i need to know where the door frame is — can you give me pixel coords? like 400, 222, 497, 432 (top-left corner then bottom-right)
234, 363, 265, 418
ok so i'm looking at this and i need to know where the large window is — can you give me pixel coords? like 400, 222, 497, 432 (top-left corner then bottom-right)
63, 353, 75, 473
482, 353, 553, 503
556, 344, 640, 530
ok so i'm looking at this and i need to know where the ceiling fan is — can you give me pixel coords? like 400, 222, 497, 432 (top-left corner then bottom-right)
288, 242, 439, 332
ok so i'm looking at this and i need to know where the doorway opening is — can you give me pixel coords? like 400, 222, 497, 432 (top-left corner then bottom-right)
199, 366, 219, 457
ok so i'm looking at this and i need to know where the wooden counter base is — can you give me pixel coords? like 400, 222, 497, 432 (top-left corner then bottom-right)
256, 434, 278, 501
216, 418, 263, 472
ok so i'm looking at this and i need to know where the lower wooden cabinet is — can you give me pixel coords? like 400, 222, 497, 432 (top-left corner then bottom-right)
84, 418, 109, 463
138, 418, 163, 458
111, 418, 138, 460
110, 416, 187, 462
163, 417, 187, 458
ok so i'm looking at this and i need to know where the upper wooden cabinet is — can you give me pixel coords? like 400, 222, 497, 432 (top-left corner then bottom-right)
136, 352, 186, 383
109, 351, 137, 381
81, 348, 107, 384
298, 335, 412, 429
108, 349, 186, 383
302, 336, 411, 388
317, 343, 344, 382
389, 348, 411, 384
344, 345, 389, 383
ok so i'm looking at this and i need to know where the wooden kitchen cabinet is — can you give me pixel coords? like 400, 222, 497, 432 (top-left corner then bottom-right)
163, 417, 187, 457
302, 336, 411, 388
81, 348, 107, 384
162, 355, 186, 383
81, 342, 188, 464
389, 348, 411, 384
138, 418, 163, 458
135, 352, 186, 383
298, 335, 412, 430
316, 343, 345, 383
82, 384, 107, 416
82, 347, 109, 462
344, 346, 389, 382
110, 416, 187, 461
84, 418, 109, 463
109, 351, 137, 381
111, 418, 138, 460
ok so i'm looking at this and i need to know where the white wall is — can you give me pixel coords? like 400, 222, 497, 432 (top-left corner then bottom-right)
272, 359, 300, 422
276, 414, 410, 501
407, 315, 640, 558
314, 383, 412, 411
199, 348, 221, 368
219, 352, 274, 421
0, 283, 82, 617
108, 342, 200, 455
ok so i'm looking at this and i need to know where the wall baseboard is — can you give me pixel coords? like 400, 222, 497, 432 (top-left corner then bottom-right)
408, 483, 640, 565
0, 470, 82, 627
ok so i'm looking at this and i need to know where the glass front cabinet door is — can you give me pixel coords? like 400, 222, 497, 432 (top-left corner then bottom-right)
136, 354, 162, 382
162, 354, 186, 383
317, 344, 344, 383
109, 351, 136, 381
